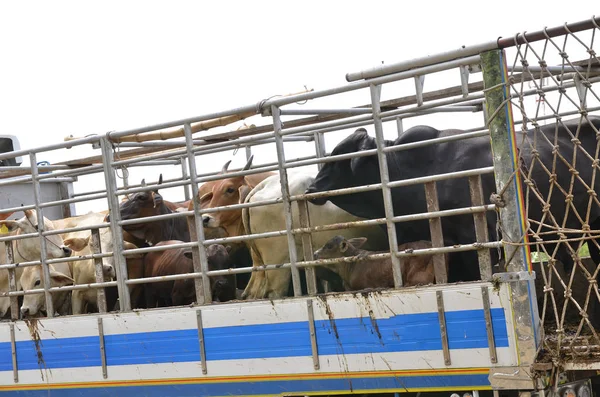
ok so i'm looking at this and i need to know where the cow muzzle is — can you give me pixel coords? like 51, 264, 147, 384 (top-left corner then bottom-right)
202, 215, 218, 227
305, 186, 328, 205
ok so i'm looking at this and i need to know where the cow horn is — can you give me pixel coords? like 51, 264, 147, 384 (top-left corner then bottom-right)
158, 174, 163, 185
141, 179, 146, 187
242, 155, 254, 171
221, 160, 232, 174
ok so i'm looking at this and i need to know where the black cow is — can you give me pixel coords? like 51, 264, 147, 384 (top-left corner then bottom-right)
306, 116, 600, 282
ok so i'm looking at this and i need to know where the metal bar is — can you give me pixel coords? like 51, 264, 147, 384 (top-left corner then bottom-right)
100, 137, 131, 311
97, 317, 107, 378
414, 75, 424, 106
0, 280, 119, 298
279, 108, 373, 116
58, 182, 73, 218
509, 65, 600, 74
481, 49, 538, 365
29, 152, 54, 317
37, 164, 103, 180
313, 132, 326, 171
196, 310, 208, 375
184, 123, 212, 304
9, 322, 18, 383
370, 83, 403, 288
498, 16, 600, 47
5, 241, 19, 320
347, 49, 491, 81
481, 286, 498, 364
460, 65, 470, 98
424, 182, 448, 284
436, 290, 451, 365
0, 134, 101, 162
307, 299, 320, 370
396, 117, 404, 138
42, 223, 111, 237
298, 200, 317, 296
469, 175, 492, 280
91, 229, 107, 314
38, 192, 108, 210
272, 104, 302, 297
180, 156, 191, 201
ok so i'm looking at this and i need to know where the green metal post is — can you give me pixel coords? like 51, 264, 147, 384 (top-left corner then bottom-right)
481, 49, 540, 383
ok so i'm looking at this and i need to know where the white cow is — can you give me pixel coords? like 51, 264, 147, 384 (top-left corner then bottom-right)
0, 210, 73, 318
242, 172, 388, 299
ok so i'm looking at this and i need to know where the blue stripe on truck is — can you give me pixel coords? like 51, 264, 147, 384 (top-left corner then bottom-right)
0, 308, 508, 371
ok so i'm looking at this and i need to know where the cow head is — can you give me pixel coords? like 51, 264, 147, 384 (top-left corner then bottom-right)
63, 235, 116, 280
0, 210, 73, 261
115, 175, 166, 240
19, 264, 74, 318
196, 156, 254, 234
178, 244, 236, 303
314, 235, 368, 259
305, 129, 383, 219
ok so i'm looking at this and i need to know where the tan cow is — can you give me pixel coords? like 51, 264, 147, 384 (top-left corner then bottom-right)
0, 210, 73, 318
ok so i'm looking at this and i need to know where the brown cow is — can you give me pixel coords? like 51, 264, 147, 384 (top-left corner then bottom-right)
189, 156, 275, 290
143, 241, 236, 307
314, 236, 446, 290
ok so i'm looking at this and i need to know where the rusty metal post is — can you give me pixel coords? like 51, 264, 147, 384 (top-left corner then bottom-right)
481, 49, 539, 368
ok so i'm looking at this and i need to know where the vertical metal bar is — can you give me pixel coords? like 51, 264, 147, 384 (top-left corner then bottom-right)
460, 65, 470, 98
121, 166, 129, 189
469, 175, 492, 280
395, 117, 404, 138
369, 84, 403, 288
424, 182, 448, 284
91, 228, 107, 314
180, 156, 191, 202
5, 241, 19, 321
436, 290, 451, 365
298, 200, 317, 296
184, 123, 212, 304
313, 132, 326, 171
481, 49, 539, 365
306, 299, 320, 370
481, 286, 498, 364
29, 153, 54, 317
58, 182, 73, 218
271, 104, 302, 297
196, 309, 208, 374
414, 75, 425, 106
97, 317, 107, 379
245, 145, 252, 162
100, 137, 131, 311
9, 322, 18, 383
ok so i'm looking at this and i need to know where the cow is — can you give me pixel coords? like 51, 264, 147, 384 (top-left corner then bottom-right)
63, 234, 144, 313
0, 210, 73, 318
191, 156, 275, 290
143, 241, 236, 307
114, 175, 192, 245
241, 171, 388, 300
305, 117, 600, 283
314, 236, 444, 290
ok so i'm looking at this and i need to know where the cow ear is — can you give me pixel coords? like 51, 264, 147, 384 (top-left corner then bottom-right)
50, 271, 74, 285
0, 220, 21, 232
238, 184, 252, 204
123, 241, 144, 259
63, 237, 90, 252
340, 241, 348, 253
347, 237, 367, 249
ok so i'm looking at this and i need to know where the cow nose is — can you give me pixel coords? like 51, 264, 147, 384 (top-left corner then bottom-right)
214, 279, 228, 288
20, 307, 29, 317
62, 246, 72, 256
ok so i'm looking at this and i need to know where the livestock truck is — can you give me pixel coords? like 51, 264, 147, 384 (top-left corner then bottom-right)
1, 16, 600, 397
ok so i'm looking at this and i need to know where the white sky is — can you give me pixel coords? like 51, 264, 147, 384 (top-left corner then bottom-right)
0, 1, 598, 214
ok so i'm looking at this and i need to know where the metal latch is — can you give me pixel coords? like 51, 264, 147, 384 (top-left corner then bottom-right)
492, 271, 536, 283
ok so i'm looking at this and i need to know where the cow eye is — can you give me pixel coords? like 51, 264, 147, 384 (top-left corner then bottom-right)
225, 187, 235, 194
137, 193, 148, 201
34, 280, 41, 287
